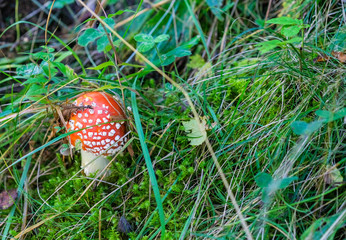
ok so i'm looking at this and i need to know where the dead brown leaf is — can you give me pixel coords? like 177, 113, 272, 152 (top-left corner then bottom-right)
0, 189, 18, 210
314, 51, 346, 63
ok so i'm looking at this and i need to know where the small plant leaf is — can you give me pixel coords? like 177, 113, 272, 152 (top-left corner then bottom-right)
182, 118, 207, 146
26, 84, 47, 97
168, 47, 192, 57
154, 34, 170, 43
17, 63, 43, 77
291, 120, 323, 135
255, 172, 273, 188
256, 40, 281, 53
134, 34, 154, 43
160, 55, 176, 66
51, 62, 77, 80
113, 39, 121, 48
324, 165, 344, 186
187, 54, 206, 68
260, 175, 297, 203
281, 25, 301, 37
98, 18, 115, 33
96, 35, 110, 52
41, 61, 58, 77
315, 108, 346, 123
88, 61, 115, 70
152, 35, 200, 66
75, 139, 82, 151
285, 37, 302, 43
206, 0, 224, 20
32, 52, 54, 61
48, 0, 74, 9
23, 76, 48, 85
277, 176, 298, 189
106, 9, 135, 18
0, 189, 18, 210
266, 17, 301, 25
137, 42, 155, 53
78, 28, 103, 47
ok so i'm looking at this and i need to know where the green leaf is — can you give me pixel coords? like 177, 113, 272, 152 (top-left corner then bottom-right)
255, 172, 273, 188
152, 36, 200, 66
51, 62, 76, 80
281, 25, 301, 37
181, 35, 201, 49
40, 46, 55, 52
105, 45, 112, 52
134, 34, 154, 43
206, 0, 222, 7
285, 37, 302, 43
55, 51, 72, 62
154, 34, 170, 43
118, 62, 144, 68
206, 0, 224, 20
94, 85, 115, 91
277, 176, 298, 189
32, 52, 54, 61
182, 118, 207, 146
329, 24, 346, 52
47, 0, 74, 9
260, 175, 297, 203
159, 55, 176, 66
78, 28, 103, 46
17, 63, 42, 77
41, 61, 58, 77
266, 17, 301, 25
64, 65, 77, 81
75, 139, 82, 151
167, 47, 191, 57
256, 40, 281, 53
88, 61, 115, 70
26, 84, 47, 97
96, 35, 110, 52
187, 54, 206, 68
325, 165, 344, 185
113, 39, 121, 48
137, 42, 155, 53
105, 9, 135, 18
315, 108, 346, 123
23, 76, 48, 85
98, 18, 115, 33
291, 120, 323, 135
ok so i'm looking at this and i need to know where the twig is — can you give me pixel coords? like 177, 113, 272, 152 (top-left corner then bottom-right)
113, 0, 171, 30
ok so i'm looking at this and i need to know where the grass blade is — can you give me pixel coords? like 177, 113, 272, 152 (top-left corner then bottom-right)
131, 79, 166, 238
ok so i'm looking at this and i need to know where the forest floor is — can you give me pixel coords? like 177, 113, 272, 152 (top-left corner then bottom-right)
0, 0, 345, 239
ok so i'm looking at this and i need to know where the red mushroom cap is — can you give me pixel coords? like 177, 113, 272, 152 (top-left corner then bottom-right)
67, 92, 127, 156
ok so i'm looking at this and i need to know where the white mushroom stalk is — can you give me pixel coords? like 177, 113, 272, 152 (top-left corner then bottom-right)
81, 150, 111, 177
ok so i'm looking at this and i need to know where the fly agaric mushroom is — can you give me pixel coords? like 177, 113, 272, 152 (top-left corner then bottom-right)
66, 91, 127, 176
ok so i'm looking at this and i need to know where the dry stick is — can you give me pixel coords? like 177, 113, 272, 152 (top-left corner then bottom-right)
113, 0, 171, 29
45, 0, 55, 43
264, 0, 273, 22
220, 15, 230, 54
75, 1, 254, 239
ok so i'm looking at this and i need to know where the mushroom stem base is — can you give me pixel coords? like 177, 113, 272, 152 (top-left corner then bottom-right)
81, 150, 111, 177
